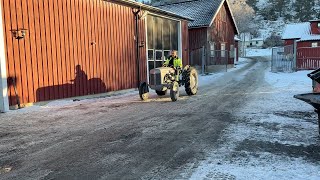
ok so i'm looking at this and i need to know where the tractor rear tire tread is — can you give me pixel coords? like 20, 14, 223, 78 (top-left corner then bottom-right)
185, 67, 198, 96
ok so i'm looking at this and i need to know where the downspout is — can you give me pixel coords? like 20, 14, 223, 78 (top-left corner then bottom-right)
132, 8, 141, 88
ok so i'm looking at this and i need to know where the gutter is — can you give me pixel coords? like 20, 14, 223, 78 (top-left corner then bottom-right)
106, 0, 193, 21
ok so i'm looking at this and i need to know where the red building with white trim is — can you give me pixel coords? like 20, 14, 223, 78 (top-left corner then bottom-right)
282, 20, 320, 70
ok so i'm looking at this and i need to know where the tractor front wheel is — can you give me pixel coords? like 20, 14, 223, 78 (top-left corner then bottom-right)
139, 82, 149, 100
170, 82, 179, 102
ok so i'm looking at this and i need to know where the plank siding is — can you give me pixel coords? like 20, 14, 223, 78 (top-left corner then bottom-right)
181, 20, 189, 66
208, 1, 236, 64
2, 0, 146, 106
189, 28, 207, 51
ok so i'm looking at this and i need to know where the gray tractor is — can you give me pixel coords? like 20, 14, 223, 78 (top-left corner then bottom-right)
139, 65, 198, 102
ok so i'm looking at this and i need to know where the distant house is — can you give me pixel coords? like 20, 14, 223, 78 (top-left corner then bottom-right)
249, 38, 264, 48
154, 0, 239, 70
282, 20, 320, 70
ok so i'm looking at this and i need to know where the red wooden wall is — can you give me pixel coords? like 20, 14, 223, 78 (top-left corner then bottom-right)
1, 0, 147, 106
189, 28, 207, 51
209, 1, 237, 64
284, 39, 294, 46
181, 20, 189, 66
310, 21, 320, 35
188, 1, 237, 66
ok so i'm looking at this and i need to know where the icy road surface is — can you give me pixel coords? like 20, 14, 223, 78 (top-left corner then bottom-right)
0, 56, 319, 180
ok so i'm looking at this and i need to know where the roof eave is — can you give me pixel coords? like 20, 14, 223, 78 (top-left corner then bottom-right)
106, 0, 193, 21
281, 38, 301, 40
189, 25, 210, 29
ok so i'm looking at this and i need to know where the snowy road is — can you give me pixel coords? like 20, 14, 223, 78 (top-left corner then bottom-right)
0, 56, 319, 180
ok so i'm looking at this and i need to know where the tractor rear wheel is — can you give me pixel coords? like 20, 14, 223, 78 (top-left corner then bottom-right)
185, 67, 198, 96
170, 82, 179, 102
139, 82, 149, 100
156, 90, 167, 96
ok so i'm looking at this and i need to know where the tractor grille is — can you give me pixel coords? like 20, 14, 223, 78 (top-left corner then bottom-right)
150, 73, 162, 86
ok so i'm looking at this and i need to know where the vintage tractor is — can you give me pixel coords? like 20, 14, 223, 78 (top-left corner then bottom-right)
139, 65, 198, 102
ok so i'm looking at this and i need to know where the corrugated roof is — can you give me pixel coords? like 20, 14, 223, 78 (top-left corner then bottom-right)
106, 0, 193, 21
298, 35, 320, 42
282, 22, 311, 40
153, 0, 224, 28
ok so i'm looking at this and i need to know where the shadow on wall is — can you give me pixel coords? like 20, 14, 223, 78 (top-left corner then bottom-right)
7, 76, 21, 107
36, 65, 107, 102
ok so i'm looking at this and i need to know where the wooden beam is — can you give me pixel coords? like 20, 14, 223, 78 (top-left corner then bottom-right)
0, 1, 9, 112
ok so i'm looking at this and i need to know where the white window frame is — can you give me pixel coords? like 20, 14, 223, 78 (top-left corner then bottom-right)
311, 42, 318, 47
209, 42, 215, 57
221, 43, 226, 58
230, 45, 235, 58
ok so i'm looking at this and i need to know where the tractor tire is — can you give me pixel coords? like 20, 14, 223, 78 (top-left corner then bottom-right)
170, 82, 179, 102
156, 90, 167, 96
139, 82, 149, 100
185, 67, 198, 96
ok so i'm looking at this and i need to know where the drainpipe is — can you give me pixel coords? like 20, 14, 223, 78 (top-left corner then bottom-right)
133, 8, 141, 88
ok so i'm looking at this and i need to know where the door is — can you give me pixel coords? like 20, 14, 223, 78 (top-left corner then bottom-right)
146, 15, 179, 78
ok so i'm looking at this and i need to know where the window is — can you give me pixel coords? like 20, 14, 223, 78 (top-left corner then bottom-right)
312, 42, 318, 47
210, 42, 215, 57
221, 43, 226, 58
146, 15, 179, 70
256, 41, 259, 44
318, 23, 320, 28
230, 45, 235, 58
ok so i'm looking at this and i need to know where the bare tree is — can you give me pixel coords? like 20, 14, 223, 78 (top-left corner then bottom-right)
229, 0, 256, 56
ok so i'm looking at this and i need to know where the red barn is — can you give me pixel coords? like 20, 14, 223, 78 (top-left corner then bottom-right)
282, 20, 320, 70
154, 0, 239, 70
0, 0, 191, 112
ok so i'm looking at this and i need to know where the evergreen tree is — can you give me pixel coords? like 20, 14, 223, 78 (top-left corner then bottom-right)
269, 0, 290, 17
294, 0, 316, 21
246, 0, 258, 11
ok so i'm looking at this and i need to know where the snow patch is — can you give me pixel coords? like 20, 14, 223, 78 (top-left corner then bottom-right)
245, 48, 272, 57
185, 68, 320, 179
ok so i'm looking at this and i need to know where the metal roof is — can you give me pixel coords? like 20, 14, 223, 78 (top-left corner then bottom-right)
282, 22, 311, 40
298, 35, 320, 42
106, 0, 193, 21
153, 0, 239, 34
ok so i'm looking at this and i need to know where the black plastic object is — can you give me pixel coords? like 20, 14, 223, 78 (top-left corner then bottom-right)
307, 68, 320, 84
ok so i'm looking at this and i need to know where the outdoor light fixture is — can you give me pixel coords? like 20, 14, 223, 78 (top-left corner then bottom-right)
139, 41, 145, 47
11, 29, 27, 40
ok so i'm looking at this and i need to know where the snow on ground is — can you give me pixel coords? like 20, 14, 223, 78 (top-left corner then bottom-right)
185, 70, 320, 180
13, 57, 252, 113
245, 48, 272, 57
198, 57, 251, 86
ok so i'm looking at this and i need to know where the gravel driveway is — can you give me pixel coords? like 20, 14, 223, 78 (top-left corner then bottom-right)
1, 57, 319, 180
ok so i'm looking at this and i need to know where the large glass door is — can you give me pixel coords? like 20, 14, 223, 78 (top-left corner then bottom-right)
147, 15, 179, 73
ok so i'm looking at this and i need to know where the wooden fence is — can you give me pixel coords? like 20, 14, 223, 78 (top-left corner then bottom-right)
297, 47, 320, 70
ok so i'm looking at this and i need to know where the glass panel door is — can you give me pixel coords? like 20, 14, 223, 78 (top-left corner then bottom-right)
155, 50, 163, 68
147, 15, 179, 73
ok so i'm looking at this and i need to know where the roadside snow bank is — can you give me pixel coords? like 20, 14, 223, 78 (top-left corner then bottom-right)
198, 57, 251, 87
246, 48, 272, 57
186, 70, 320, 180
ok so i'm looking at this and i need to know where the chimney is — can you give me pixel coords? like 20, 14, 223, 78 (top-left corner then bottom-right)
310, 20, 320, 35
